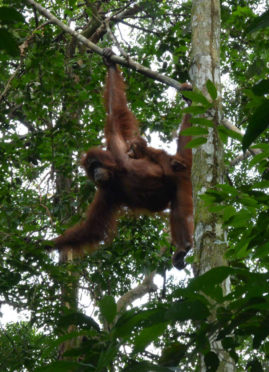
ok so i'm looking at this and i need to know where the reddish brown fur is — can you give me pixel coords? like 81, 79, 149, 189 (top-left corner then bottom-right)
104, 65, 142, 150
128, 138, 187, 175
54, 55, 193, 270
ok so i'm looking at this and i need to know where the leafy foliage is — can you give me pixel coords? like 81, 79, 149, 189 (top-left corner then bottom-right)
0, 322, 56, 371
242, 79, 269, 151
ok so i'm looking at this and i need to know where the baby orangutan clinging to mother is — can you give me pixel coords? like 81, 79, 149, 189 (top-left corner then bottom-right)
53, 48, 193, 270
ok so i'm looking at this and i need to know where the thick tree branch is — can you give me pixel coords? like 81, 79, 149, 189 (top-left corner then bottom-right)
116, 272, 157, 313
116, 246, 168, 313
222, 118, 243, 136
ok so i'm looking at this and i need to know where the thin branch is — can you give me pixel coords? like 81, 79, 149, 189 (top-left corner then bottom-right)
111, 2, 144, 22
109, 0, 138, 19
37, 184, 54, 225
89, 3, 144, 43
0, 67, 21, 102
105, 20, 128, 58
116, 23, 132, 51
120, 20, 161, 36
7, 104, 36, 132
223, 118, 261, 157
228, 149, 264, 167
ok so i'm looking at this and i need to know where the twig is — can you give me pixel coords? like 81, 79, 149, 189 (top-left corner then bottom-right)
37, 184, 53, 225
0, 67, 21, 102
120, 20, 161, 36
105, 20, 128, 58
116, 23, 132, 51
229, 151, 251, 167
223, 118, 261, 157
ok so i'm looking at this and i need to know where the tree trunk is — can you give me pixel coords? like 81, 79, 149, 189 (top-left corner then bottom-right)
190, 1, 236, 371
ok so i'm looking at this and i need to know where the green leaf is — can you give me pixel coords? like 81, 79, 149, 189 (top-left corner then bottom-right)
167, 299, 209, 321
238, 194, 258, 208
123, 361, 171, 371
99, 295, 117, 324
58, 311, 100, 330
204, 351, 219, 372
182, 90, 211, 107
234, 240, 250, 259
252, 79, 269, 96
229, 209, 253, 228
206, 80, 218, 100
96, 344, 119, 372
249, 151, 269, 167
0, 28, 19, 56
181, 127, 208, 136
223, 206, 236, 222
218, 184, 238, 196
242, 100, 269, 151
185, 137, 207, 148
183, 105, 208, 115
0, 6, 24, 24
35, 361, 81, 371
247, 9, 269, 33
133, 322, 168, 353
251, 143, 269, 150
252, 180, 269, 189
68, 0, 77, 7
159, 342, 187, 367
263, 341, 269, 356
218, 126, 243, 142
189, 267, 233, 300
247, 359, 263, 372
115, 307, 167, 338
191, 117, 214, 127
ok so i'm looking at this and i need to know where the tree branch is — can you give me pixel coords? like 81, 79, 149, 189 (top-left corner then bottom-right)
116, 272, 157, 313
120, 20, 162, 36
223, 118, 261, 161
105, 20, 128, 58
25, 0, 183, 90
229, 151, 252, 167
222, 118, 243, 136
116, 246, 168, 313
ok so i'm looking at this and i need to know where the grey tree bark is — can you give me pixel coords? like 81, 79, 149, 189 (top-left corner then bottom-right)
190, 1, 236, 371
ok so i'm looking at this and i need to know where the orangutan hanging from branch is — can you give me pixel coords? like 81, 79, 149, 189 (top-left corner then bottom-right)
53, 48, 193, 270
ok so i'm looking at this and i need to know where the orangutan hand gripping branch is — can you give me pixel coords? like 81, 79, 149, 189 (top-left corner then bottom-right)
54, 48, 193, 270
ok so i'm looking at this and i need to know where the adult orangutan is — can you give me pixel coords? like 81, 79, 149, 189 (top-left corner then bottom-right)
53, 49, 193, 270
